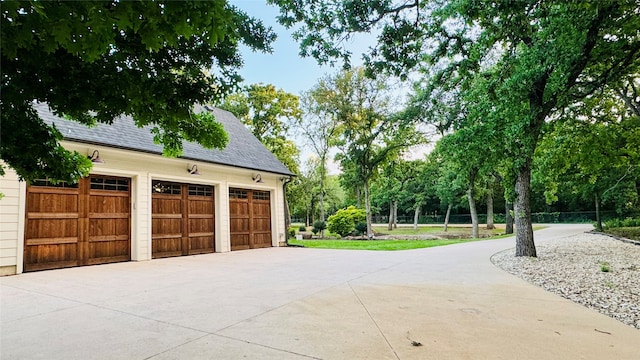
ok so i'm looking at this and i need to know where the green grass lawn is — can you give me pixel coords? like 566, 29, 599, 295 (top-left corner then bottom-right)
287, 238, 482, 251
288, 229, 529, 251
371, 225, 505, 237
288, 224, 547, 251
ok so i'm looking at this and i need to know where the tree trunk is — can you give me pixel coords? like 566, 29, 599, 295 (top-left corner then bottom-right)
505, 201, 514, 234
393, 201, 398, 229
387, 200, 394, 231
364, 181, 373, 239
413, 205, 421, 230
514, 162, 537, 257
319, 159, 325, 220
486, 187, 495, 230
319, 189, 325, 220
319, 189, 325, 237
468, 175, 479, 239
595, 193, 602, 232
443, 203, 452, 232
319, 156, 326, 239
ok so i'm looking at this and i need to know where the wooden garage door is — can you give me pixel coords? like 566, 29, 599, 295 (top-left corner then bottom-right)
229, 188, 272, 251
151, 181, 215, 258
24, 176, 131, 272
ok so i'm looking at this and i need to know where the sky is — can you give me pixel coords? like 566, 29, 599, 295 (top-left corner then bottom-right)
231, 0, 374, 96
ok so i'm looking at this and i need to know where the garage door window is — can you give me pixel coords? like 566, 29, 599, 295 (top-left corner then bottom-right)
188, 185, 213, 196
252, 191, 270, 200
31, 179, 78, 188
90, 177, 129, 191
152, 181, 181, 195
229, 189, 248, 199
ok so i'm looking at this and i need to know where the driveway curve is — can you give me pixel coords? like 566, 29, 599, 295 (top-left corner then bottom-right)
1, 224, 638, 359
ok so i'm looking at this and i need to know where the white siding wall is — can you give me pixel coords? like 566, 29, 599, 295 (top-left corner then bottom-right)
216, 184, 231, 252
0, 168, 23, 275
1, 142, 287, 275
273, 180, 287, 245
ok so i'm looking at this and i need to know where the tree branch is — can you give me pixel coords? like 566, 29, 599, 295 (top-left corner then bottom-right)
365, 0, 419, 28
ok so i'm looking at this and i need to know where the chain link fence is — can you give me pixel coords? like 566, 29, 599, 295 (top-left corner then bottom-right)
371, 211, 618, 224
294, 211, 620, 226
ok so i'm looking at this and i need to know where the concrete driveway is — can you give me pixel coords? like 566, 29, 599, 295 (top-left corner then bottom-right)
1, 224, 638, 359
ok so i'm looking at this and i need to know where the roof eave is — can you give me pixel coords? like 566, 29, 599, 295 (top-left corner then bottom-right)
65, 138, 296, 177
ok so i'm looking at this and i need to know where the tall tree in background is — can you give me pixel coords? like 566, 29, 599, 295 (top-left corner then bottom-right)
372, 159, 405, 230
371, 159, 430, 230
408, 159, 440, 230
321, 68, 422, 237
535, 120, 639, 231
271, 0, 640, 256
298, 79, 342, 224
2, 1, 275, 182
288, 157, 346, 225
288, 157, 320, 226
219, 83, 302, 174
435, 126, 497, 239
337, 157, 363, 208
534, 78, 640, 230
428, 149, 466, 232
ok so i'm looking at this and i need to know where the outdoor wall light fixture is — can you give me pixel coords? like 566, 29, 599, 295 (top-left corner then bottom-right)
253, 173, 263, 183
187, 164, 201, 175
88, 150, 104, 164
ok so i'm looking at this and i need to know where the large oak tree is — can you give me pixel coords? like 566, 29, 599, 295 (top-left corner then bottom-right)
326, 68, 422, 237
298, 80, 343, 225
271, 0, 640, 256
2, 1, 275, 183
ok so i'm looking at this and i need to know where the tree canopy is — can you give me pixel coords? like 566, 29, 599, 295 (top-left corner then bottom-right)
323, 68, 423, 237
218, 83, 301, 174
298, 79, 343, 222
533, 75, 640, 230
1, 1, 275, 183
272, 0, 640, 256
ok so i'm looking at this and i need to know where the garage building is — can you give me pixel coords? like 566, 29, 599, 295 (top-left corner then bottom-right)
0, 104, 294, 275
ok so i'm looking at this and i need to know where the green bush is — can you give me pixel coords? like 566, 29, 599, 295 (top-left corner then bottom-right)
299, 225, 307, 232
354, 222, 368, 236
312, 220, 326, 235
604, 217, 640, 229
287, 227, 296, 239
327, 206, 366, 237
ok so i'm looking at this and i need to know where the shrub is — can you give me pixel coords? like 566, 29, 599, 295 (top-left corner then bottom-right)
327, 206, 366, 237
354, 222, 368, 236
312, 220, 326, 235
287, 227, 296, 239
299, 225, 307, 232
604, 217, 640, 229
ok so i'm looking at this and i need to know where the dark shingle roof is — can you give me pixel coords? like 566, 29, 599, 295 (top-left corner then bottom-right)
35, 103, 294, 176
